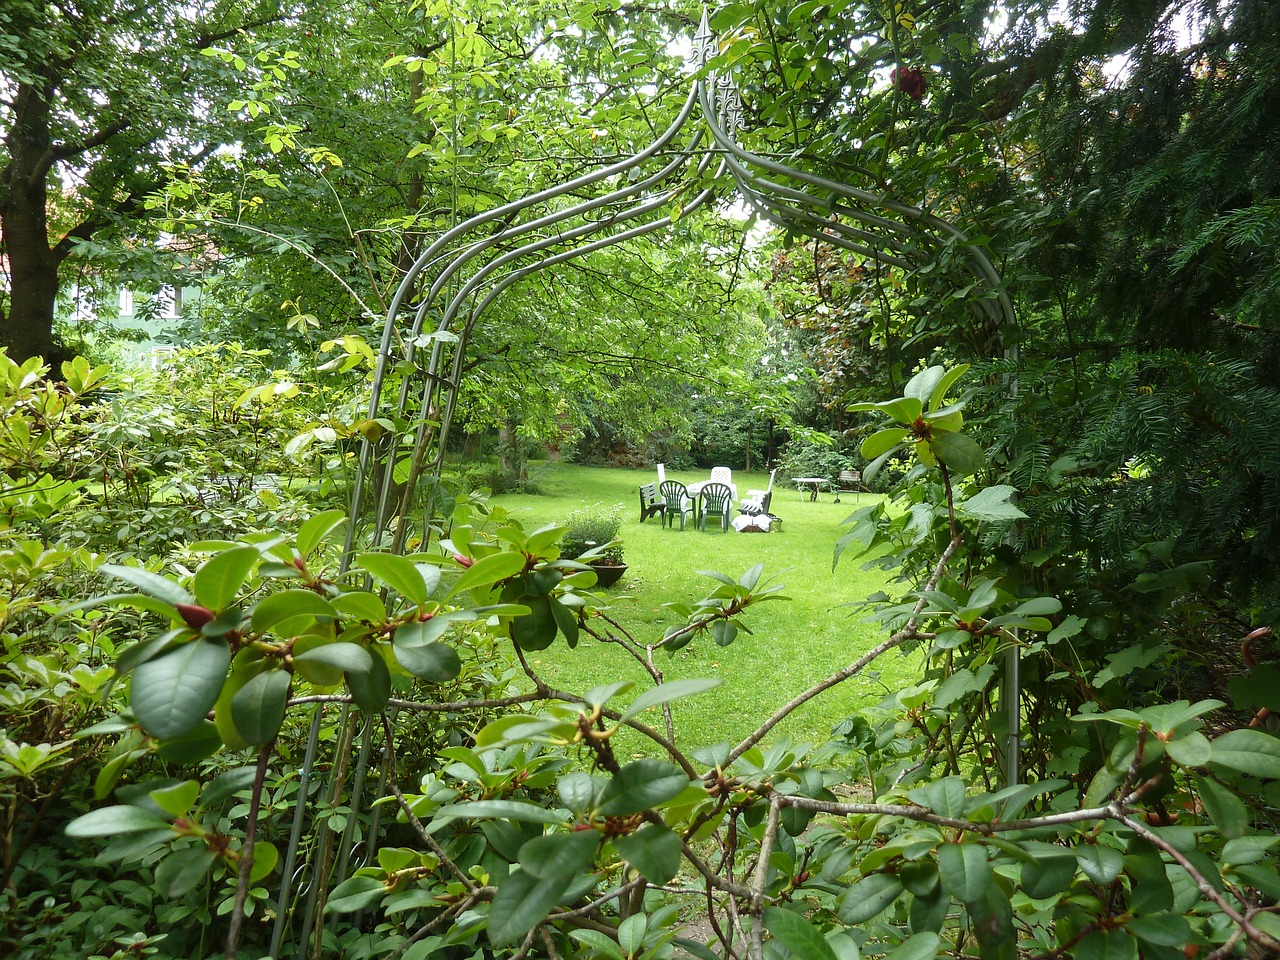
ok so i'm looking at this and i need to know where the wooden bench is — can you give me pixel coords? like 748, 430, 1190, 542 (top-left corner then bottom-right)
832, 469, 863, 503
638, 482, 666, 523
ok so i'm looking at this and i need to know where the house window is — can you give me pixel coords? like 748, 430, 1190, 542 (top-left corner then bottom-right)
119, 288, 134, 316
157, 286, 181, 318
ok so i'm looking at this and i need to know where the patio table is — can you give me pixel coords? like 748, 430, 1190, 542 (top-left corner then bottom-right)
791, 477, 829, 501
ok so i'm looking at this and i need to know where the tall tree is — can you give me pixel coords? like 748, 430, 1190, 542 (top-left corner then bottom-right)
0, 0, 294, 362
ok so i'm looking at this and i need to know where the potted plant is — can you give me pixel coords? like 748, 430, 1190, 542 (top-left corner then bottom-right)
560, 502, 627, 587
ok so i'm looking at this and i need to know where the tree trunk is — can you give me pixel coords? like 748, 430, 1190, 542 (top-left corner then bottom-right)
498, 418, 525, 489
0, 78, 61, 363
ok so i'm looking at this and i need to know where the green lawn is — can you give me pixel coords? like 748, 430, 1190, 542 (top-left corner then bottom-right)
487, 462, 917, 757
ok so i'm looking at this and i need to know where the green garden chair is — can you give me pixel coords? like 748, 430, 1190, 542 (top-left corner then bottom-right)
661, 480, 695, 530
699, 481, 734, 533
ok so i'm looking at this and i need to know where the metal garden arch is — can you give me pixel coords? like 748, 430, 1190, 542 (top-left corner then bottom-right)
270, 10, 1017, 954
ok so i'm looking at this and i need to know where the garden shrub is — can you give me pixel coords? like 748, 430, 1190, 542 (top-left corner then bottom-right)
558, 502, 626, 564
7, 358, 1280, 960
778, 436, 854, 483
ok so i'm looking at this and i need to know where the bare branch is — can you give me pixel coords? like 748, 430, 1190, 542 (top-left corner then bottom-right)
728, 534, 963, 763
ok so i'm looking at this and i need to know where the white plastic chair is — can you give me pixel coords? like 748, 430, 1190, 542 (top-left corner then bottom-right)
657, 462, 667, 485
740, 468, 777, 516
710, 466, 732, 486
743, 468, 776, 504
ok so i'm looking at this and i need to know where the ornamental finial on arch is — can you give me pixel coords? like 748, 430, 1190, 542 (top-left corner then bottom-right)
692, 7, 716, 67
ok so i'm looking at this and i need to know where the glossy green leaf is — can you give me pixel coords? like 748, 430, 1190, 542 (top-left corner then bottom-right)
710, 619, 738, 646
231, 669, 291, 745
597, 759, 691, 816
487, 869, 558, 946
838, 873, 904, 924
1126, 914, 1190, 947
570, 929, 626, 960
192, 546, 260, 611
249, 839, 279, 884
620, 679, 722, 723
556, 772, 600, 813
1166, 731, 1212, 767
518, 828, 598, 881
1210, 728, 1280, 778
613, 822, 682, 884
444, 550, 526, 601
582, 680, 633, 708
155, 720, 221, 764
297, 509, 346, 558
1076, 844, 1124, 884
99, 563, 193, 607
490, 830, 598, 944
926, 364, 970, 411
392, 641, 461, 682
436, 800, 569, 824
347, 648, 391, 713
394, 610, 473, 646
1020, 853, 1077, 898
202, 766, 258, 807
907, 776, 966, 817
938, 841, 992, 903
904, 365, 944, 405
292, 641, 372, 678
549, 596, 579, 648
1123, 847, 1174, 912
1074, 929, 1138, 960
155, 846, 218, 897
1193, 774, 1249, 839
511, 593, 558, 651
877, 396, 924, 424
66, 804, 171, 837
58, 591, 180, 621
1011, 595, 1063, 617
861, 427, 909, 460
617, 914, 647, 956
357, 553, 428, 606
329, 591, 388, 623
1222, 835, 1280, 865
899, 859, 940, 896
928, 432, 985, 475
250, 590, 337, 633
883, 931, 942, 960
325, 875, 387, 914
763, 907, 839, 960
148, 780, 200, 818
969, 884, 1015, 960
131, 640, 230, 740
909, 885, 949, 934
1232, 864, 1280, 901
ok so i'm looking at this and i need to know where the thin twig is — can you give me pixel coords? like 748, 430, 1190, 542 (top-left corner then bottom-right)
379, 713, 476, 892
387, 897, 473, 960
729, 535, 962, 763
224, 738, 274, 960
1114, 810, 1280, 952
548, 876, 645, 921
